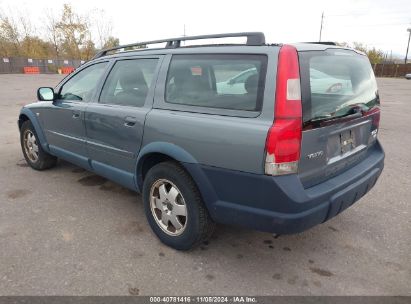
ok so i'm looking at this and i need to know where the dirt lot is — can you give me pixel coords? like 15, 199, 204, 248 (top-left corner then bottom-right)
0, 75, 410, 295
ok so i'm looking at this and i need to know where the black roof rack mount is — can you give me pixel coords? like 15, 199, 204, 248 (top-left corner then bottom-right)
93, 32, 266, 59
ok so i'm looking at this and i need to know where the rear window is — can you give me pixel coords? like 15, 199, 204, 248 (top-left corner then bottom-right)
299, 49, 379, 126
165, 54, 267, 111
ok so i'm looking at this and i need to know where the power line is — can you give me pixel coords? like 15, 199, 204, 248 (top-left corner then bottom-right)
315, 11, 410, 55
322, 14, 410, 28
325, 22, 410, 32
325, 22, 411, 27
327, 9, 411, 17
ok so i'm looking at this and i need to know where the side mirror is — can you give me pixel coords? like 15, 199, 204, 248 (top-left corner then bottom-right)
37, 87, 55, 101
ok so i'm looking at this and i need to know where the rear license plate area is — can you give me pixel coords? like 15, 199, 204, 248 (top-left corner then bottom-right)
340, 130, 356, 154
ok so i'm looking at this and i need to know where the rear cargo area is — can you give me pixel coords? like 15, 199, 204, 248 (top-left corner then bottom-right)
297, 48, 380, 187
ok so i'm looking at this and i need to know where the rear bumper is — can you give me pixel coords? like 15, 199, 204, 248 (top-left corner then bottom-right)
185, 141, 384, 234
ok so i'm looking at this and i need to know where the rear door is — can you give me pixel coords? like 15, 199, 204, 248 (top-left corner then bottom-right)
84, 56, 162, 174
297, 48, 380, 187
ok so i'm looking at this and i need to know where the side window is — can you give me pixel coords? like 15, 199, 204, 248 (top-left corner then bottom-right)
99, 59, 159, 107
165, 54, 267, 111
58, 62, 108, 102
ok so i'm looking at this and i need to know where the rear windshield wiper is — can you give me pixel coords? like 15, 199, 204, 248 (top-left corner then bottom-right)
335, 103, 369, 115
304, 107, 363, 127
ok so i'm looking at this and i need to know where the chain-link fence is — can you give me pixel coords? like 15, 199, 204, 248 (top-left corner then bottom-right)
0, 57, 85, 74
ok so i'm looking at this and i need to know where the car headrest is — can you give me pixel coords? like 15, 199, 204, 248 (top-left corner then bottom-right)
244, 74, 258, 95
119, 68, 147, 91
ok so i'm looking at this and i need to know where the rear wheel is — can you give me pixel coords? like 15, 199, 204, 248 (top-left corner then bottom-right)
143, 161, 215, 250
20, 120, 57, 170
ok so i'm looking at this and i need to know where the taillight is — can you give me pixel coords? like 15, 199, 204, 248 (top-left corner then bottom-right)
371, 108, 380, 130
364, 106, 380, 141
265, 45, 302, 176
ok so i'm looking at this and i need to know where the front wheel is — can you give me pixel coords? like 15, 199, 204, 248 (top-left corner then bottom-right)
142, 161, 215, 250
20, 120, 57, 170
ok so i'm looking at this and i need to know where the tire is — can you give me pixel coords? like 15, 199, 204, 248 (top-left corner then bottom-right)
20, 120, 57, 170
142, 161, 215, 250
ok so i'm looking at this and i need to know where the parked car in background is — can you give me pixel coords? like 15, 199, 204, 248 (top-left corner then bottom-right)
216, 67, 257, 94
18, 32, 384, 250
310, 68, 353, 94
217, 67, 353, 96
405, 73, 411, 79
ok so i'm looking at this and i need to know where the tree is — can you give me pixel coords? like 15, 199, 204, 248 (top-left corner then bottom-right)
0, 15, 21, 56
364, 47, 385, 64
18, 14, 41, 58
0, 8, 49, 58
20, 36, 54, 58
56, 4, 89, 59
92, 8, 115, 49
103, 36, 120, 49
44, 9, 62, 58
337, 42, 385, 64
0, 4, 120, 59
80, 39, 96, 60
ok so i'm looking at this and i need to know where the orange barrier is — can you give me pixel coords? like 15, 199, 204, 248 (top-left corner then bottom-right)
61, 66, 75, 74
23, 66, 40, 74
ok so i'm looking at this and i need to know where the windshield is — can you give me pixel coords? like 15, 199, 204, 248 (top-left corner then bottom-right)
299, 49, 379, 126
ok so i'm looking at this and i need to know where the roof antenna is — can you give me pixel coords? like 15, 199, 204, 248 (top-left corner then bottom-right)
183, 24, 186, 46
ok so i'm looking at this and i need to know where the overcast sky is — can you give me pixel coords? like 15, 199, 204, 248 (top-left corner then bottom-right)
1, 0, 411, 58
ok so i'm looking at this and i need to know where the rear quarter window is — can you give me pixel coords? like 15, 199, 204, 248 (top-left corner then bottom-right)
165, 54, 267, 111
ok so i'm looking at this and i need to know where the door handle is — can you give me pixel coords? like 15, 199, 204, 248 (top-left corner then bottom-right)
72, 112, 80, 119
124, 116, 137, 127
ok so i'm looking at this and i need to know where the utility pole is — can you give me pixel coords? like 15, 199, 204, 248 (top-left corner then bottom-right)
319, 12, 324, 42
405, 28, 411, 64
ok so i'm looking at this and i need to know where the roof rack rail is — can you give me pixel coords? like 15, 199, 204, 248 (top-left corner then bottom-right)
302, 41, 337, 46
93, 32, 266, 59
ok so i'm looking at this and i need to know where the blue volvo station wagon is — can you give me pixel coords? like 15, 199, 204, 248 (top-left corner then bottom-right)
18, 33, 384, 250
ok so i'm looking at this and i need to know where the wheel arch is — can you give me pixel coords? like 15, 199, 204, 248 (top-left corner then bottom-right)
18, 108, 50, 153
135, 142, 218, 217
136, 142, 197, 188
18, 113, 30, 130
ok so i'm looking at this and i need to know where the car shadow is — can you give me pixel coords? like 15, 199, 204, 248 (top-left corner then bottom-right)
54, 159, 340, 258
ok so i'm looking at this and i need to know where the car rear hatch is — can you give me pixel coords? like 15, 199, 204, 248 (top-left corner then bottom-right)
297, 48, 380, 188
